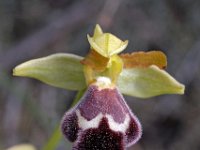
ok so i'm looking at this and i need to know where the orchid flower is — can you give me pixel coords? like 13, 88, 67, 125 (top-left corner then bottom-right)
13, 24, 185, 150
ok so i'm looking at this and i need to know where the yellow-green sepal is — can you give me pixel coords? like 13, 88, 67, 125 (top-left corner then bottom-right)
13, 53, 86, 90
87, 24, 128, 58
117, 65, 185, 98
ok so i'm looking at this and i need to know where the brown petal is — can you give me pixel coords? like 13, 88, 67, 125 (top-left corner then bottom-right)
120, 51, 167, 69
81, 50, 109, 72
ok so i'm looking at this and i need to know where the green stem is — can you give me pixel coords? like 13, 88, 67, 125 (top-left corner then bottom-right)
42, 89, 86, 150
42, 125, 62, 150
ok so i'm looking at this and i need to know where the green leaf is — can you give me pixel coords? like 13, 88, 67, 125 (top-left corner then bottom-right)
117, 65, 185, 98
13, 53, 86, 90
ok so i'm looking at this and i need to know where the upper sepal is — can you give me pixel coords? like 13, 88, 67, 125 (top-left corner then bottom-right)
117, 65, 185, 98
87, 24, 128, 58
13, 53, 86, 91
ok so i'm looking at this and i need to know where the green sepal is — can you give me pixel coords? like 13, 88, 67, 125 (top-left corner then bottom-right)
13, 53, 86, 90
87, 24, 128, 58
117, 65, 185, 98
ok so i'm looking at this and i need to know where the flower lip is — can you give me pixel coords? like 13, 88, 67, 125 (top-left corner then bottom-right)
61, 83, 142, 149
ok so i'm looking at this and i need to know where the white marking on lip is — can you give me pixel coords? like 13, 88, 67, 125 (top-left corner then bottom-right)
76, 110, 130, 133
76, 110, 103, 130
106, 114, 130, 133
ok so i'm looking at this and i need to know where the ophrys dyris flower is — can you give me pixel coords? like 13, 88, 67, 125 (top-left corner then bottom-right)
13, 24, 185, 150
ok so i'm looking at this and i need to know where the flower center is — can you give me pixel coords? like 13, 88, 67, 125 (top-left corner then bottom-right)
94, 76, 113, 89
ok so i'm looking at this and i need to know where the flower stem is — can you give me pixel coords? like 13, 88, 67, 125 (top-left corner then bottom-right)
42, 89, 86, 150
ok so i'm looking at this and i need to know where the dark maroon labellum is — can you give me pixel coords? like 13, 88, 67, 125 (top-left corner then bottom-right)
61, 84, 142, 150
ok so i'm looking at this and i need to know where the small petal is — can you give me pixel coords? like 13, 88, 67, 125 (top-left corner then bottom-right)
6, 144, 36, 150
120, 51, 167, 69
81, 50, 109, 72
117, 65, 185, 98
13, 53, 86, 90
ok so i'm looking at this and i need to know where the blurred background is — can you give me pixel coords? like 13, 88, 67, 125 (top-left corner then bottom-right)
0, 0, 200, 149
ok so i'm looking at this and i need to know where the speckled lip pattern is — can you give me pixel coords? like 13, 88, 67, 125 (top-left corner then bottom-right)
61, 85, 142, 150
